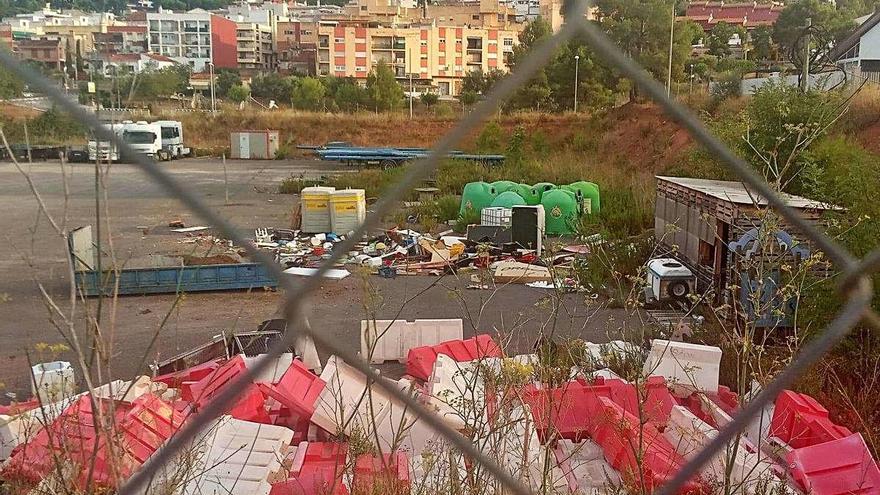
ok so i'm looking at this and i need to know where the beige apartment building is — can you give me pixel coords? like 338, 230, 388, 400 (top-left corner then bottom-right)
316, 23, 517, 96
342, 0, 519, 30
237, 22, 275, 70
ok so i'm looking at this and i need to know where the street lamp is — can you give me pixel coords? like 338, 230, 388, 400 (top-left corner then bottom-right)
207, 61, 216, 112
573, 54, 580, 113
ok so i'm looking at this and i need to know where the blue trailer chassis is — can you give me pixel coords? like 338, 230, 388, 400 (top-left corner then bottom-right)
75, 263, 278, 296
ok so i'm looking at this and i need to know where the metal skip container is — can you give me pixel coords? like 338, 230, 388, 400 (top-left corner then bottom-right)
230, 130, 280, 159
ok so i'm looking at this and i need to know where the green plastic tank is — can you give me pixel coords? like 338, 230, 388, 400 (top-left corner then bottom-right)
459, 181, 496, 217
490, 180, 518, 195
491, 191, 527, 208
513, 183, 540, 205
532, 182, 556, 202
564, 181, 601, 214
541, 188, 579, 234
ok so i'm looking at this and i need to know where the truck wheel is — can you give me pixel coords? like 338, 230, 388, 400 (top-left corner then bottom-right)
380, 159, 398, 170
667, 281, 690, 299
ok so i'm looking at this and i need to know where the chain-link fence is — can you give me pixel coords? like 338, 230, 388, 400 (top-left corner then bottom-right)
1, 0, 877, 493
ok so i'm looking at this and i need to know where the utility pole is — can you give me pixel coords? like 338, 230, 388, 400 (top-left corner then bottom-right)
801, 18, 811, 92
573, 54, 580, 112
667, 2, 675, 97
208, 62, 216, 112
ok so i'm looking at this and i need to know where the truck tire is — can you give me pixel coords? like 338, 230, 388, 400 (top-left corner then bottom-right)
667, 281, 690, 299
380, 159, 399, 170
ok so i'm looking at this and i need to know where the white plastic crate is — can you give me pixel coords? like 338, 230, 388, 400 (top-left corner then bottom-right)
480, 207, 512, 227
360, 319, 463, 364
31, 361, 75, 404
642, 339, 721, 393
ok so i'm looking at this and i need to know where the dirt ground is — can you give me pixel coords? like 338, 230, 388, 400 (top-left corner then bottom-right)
0, 157, 640, 398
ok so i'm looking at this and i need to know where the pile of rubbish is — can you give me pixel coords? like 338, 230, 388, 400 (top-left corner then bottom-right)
252, 226, 584, 287
1, 326, 877, 495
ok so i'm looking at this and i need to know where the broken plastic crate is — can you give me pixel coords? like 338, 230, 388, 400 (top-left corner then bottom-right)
181, 416, 295, 495
271, 441, 349, 495
258, 358, 326, 428
2, 393, 184, 489
554, 438, 621, 494
771, 390, 852, 448
585, 396, 707, 494
353, 452, 410, 494
787, 432, 880, 495
523, 380, 611, 442
405, 334, 502, 381
360, 318, 463, 364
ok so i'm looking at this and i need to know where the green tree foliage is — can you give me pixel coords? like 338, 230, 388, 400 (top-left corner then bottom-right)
291, 77, 326, 110
366, 61, 403, 111
250, 72, 294, 103
420, 92, 439, 107
324, 77, 368, 112
128, 64, 188, 99
594, 0, 697, 94
458, 90, 479, 106
773, 0, 854, 62
0, 67, 25, 99
750, 25, 775, 61
214, 69, 241, 98
706, 22, 745, 57
226, 84, 249, 103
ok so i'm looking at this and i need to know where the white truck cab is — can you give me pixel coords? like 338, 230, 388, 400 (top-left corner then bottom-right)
154, 120, 191, 159
120, 121, 162, 159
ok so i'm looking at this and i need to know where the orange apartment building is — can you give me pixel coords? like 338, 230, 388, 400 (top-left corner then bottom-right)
316, 23, 517, 96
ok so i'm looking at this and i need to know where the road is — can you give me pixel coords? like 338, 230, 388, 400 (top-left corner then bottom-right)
0, 157, 639, 399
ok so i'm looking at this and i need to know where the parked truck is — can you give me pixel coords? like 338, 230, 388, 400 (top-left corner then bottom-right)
87, 120, 189, 162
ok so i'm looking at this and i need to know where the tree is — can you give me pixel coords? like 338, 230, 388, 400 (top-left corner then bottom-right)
0, 67, 24, 99
250, 72, 294, 103
750, 25, 774, 61
773, 0, 854, 62
366, 61, 403, 112
291, 77, 326, 110
594, 0, 698, 98
420, 92, 439, 107
332, 79, 368, 112
707, 22, 736, 57
506, 18, 554, 110
226, 84, 250, 104
215, 69, 241, 98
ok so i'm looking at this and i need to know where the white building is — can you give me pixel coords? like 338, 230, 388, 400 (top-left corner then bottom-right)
93, 52, 178, 76
146, 9, 239, 71
832, 11, 880, 82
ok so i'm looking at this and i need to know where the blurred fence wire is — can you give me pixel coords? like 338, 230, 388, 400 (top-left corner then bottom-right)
0, 0, 877, 493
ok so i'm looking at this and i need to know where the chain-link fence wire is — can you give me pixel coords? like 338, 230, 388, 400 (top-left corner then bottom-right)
1, 0, 879, 491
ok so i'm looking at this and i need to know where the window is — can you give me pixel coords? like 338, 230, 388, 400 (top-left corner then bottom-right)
356, 66, 366, 72
361, 5, 367, 9
472, 14, 480, 20
335, 37, 344, 43
439, 38, 445, 44
503, 37, 513, 46
420, 40, 427, 46
284, 29, 294, 35
122, 131, 157, 144
160, 126, 180, 139
335, 65, 346, 71
303, 30, 313, 35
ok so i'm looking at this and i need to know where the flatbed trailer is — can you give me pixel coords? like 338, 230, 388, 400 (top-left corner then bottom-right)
69, 225, 277, 296
306, 145, 505, 168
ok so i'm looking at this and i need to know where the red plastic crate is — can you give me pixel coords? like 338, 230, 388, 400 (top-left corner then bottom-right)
586, 396, 707, 494
271, 442, 349, 495
522, 381, 611, 442
353, 452, 410, 494
188, 355, 248, 405
153, 358, 224, 389
787, 432, 880, 495
260, 358, 326, 423
405, 334, 502, 381
771, 390, 851, 448
2, 393, 184, 489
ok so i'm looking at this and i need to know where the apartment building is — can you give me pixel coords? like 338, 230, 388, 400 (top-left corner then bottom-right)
341, 0, 518, 30
236, 22, 276, 70
146, 10, 238, 71
317, 23, 517, 96
93, 24, 147, 54
277, 20, 318, 74
16, 37, 66, 70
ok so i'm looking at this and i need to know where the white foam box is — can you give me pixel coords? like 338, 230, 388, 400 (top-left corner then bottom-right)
360, 319, 463, 364
31, 361, 75, 404
643, 339, 722, 393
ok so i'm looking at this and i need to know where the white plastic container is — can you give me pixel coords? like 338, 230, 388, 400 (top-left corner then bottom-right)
301, 186, 335, 233
329, 189, 366, 234
481, 207, 512, 227
31, 361, 75, 403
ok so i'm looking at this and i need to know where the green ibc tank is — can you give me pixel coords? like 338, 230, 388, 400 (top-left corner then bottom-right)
532, 182, 556, 202
513, 183, 540, 205
541, 188, 579, 234
491, 191, 526, 208
459, 181, 496, 217
564, 181, 601, 214
490, 180, 518, 194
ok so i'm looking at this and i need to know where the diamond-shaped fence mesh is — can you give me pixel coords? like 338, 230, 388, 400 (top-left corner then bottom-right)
1, 0, 878, 493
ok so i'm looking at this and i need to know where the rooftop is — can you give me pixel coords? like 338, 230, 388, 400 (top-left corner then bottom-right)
656, 176, 841, 210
